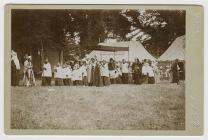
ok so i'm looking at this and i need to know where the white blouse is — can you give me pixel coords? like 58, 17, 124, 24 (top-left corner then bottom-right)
42, 63, 52, 77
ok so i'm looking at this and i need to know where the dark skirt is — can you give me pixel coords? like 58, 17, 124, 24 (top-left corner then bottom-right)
92, 65, 103, 87
11, 69, 19, 86
115, 76, 122, 84
55, 78, 63, 86
110, 78, 116, 84
63, 78, 73, 86
128, 73, 133, 84
172, 71, 179, 83
148, 77, 155, 84
133, 72, 141, 84
122, 73, 129, 84
102, 76, 110, 86
82, 76, 88, 86
74, 80, 83, 86
141, 75, 148, 84
42, 77, 51, 86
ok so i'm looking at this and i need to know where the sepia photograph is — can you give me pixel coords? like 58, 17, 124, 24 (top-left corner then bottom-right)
9, 8, 186, 131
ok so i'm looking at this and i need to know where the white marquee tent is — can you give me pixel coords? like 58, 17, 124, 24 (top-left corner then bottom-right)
158, 35, 185, 61
85, 41, 156, 61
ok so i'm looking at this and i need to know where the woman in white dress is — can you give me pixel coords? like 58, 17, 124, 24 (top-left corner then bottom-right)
42, 57, 52, 86
65, 64, 73, 86
72, 63, 82, 86
54, 62, 63, 86
79, 61, 88, 86
108, 58, 116, 84
100, 60, 110, 86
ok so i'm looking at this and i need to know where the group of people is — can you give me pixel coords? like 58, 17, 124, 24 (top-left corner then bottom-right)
11, 50, 182, 87
40, 56, 159, 87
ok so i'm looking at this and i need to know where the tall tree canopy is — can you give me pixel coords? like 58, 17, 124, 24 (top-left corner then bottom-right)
12, 9, 185, 59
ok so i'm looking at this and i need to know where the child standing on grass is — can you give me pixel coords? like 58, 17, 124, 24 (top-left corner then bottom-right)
147, 61, 155, 84
24, 56, 36, 87
79, 61, 88, 86
115, 65, 122, 84
142, 59, 149, 84
62, 64, 69, 86
72, 63, 82, 86
100, 60, 110, 86
54, 62, 63, 86
65, 63, 73, 86
141, 60, 155, 84
42, 57, 52, 86
108, 58, 116, 84
121, 59, 129, 84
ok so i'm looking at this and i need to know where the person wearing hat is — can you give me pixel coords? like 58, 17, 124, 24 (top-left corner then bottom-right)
23, 55, 36, 86
42, 57, 52, 86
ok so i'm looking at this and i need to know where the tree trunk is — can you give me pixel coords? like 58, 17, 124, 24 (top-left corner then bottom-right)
59, 49, 64, 65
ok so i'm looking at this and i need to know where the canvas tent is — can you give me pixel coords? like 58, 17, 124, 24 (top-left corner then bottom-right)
86, 41, 156, 61
158, 35, 185, 61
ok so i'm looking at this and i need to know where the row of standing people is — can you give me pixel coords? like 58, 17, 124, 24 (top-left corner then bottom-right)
11, 51, 181, 87
11, 51, 161, 87
11, 51, 180, 86
41, 57, 158, 87
42, 57, 111, 86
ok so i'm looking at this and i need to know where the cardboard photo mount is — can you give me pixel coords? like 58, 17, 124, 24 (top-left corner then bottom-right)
4, 4, 204, 135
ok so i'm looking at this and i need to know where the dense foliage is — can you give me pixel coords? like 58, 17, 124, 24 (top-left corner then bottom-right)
12, 9, 185, 59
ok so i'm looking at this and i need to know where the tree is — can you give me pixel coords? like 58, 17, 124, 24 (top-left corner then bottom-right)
12, 9, 185, 60
121, 10, 185, 57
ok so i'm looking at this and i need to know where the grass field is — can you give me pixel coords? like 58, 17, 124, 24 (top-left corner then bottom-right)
11, 83, 185, 130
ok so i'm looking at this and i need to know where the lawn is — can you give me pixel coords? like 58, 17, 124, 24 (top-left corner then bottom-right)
11, 83, 185, 130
